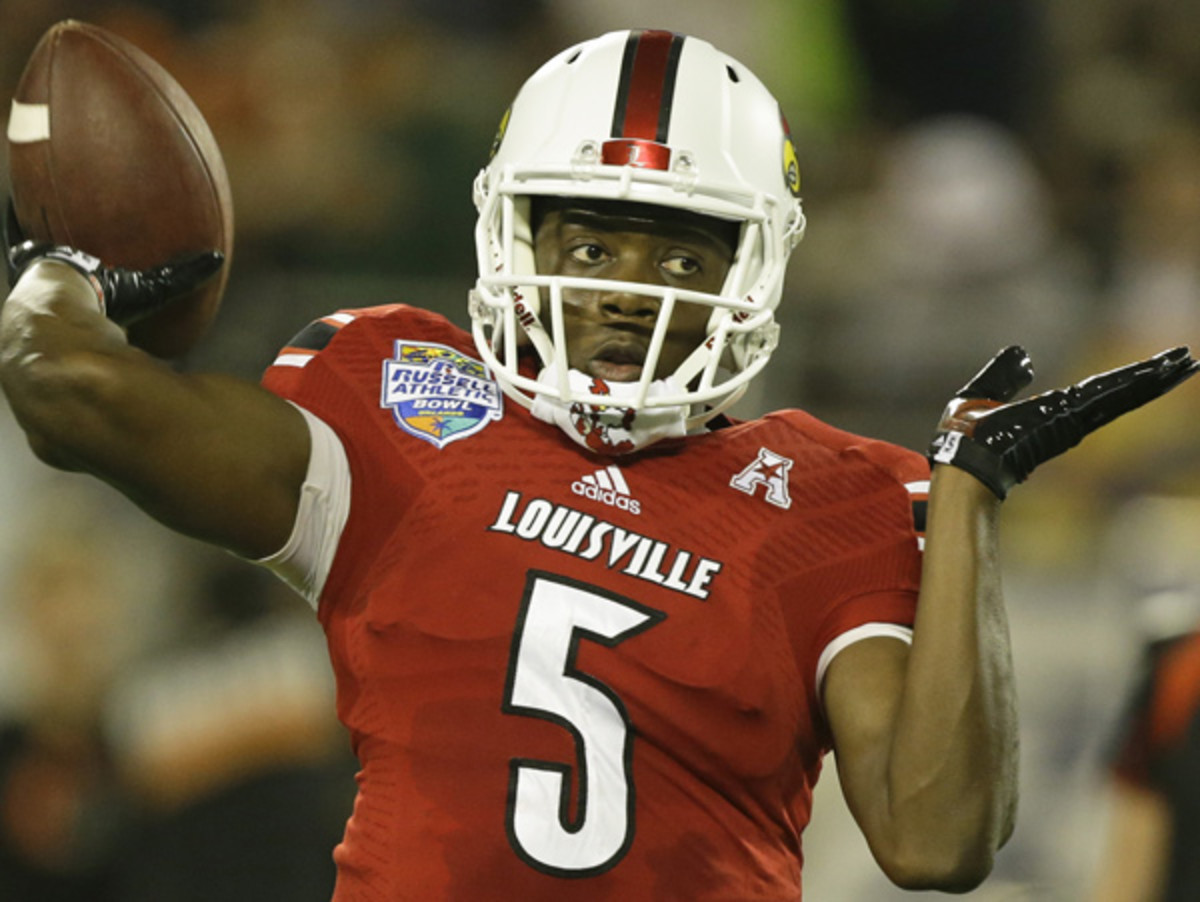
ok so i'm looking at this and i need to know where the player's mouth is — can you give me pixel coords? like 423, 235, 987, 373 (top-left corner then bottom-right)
587, 342, 647, 382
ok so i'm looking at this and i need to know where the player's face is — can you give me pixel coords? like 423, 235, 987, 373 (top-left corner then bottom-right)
533, 199, 736, 383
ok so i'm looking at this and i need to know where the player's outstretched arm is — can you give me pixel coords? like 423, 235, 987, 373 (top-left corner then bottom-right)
0, 251, 310, 560
822, 346, 1196, 892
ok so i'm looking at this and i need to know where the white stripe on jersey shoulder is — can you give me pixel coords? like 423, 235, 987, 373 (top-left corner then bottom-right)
270, 312, 358, 368
816, 622, 914, 697
254, 403, 351, 609
273, 352, 317, 369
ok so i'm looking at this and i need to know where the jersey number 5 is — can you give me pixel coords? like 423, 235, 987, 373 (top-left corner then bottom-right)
503, 570, 665, 877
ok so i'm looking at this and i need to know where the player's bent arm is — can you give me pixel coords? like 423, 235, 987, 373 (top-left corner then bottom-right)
823, 345, 1195, 890
823, 465, 1017, 892
0, 260, 309, 559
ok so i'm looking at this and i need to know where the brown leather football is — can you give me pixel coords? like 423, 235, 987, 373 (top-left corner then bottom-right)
7, 19, 234, 358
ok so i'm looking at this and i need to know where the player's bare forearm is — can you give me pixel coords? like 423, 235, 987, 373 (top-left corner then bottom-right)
887, 465, 1015, 882
824, 466, 1014, 891
0, 261, 308, 558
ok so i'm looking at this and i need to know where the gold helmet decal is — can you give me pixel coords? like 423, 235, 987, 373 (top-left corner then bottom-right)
780, 108, 801, 198
489, 106, 512, 161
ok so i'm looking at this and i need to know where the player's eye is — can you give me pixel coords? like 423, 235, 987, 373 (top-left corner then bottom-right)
568, 243, 608, 265
661, 254, 702, 277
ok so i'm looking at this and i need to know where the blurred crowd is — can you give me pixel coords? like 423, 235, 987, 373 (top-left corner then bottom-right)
0, 1, 1198, 899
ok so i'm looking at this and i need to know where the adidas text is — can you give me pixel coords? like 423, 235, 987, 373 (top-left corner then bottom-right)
571, 465, 641, 515
571, 480, 641, 514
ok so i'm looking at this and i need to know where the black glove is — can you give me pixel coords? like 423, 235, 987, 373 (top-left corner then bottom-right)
928, 345, 1199, 499
5, 200, 223, 327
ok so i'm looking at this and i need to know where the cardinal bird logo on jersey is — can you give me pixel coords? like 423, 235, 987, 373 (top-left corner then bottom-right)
381, 341, 503, 448
568, 377, 638, 455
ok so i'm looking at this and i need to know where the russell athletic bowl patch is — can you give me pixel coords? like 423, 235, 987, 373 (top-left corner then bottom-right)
381, 341, 503, 448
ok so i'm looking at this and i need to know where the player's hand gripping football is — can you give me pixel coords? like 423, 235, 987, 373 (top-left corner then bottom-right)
4, 199, 223, 327
929, 345, 1198, 499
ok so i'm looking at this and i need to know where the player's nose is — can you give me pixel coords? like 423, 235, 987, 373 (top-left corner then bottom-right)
599, 255, 661, 321
599, 288, 659, 322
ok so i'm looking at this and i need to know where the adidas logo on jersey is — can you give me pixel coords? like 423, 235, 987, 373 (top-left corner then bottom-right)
572, 465, 641, 515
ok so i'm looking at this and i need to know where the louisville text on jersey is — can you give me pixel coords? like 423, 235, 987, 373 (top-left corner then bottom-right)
489, 491, 722, 600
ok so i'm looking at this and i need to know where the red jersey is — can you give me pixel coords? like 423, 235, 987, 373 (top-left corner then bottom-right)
262, 304, 927, 901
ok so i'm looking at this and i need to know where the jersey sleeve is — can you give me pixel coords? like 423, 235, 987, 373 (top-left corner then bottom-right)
259, 304, 434, 618
255, 403, 351, 608
781, 431, 929, 710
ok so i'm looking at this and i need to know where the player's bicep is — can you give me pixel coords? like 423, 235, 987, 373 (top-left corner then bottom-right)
12, 333, 311, 559
822, 636, 911, 835
106, 368, 311, 559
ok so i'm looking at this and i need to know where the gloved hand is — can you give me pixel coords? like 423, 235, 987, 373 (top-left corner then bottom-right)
928, 345, 1198, 499
5, 199, 223, 327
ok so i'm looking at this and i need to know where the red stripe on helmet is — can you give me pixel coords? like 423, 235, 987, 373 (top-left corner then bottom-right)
611, 30, 684, 144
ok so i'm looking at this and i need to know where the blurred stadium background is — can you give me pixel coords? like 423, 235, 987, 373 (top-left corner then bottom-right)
1, 1, 1198, 899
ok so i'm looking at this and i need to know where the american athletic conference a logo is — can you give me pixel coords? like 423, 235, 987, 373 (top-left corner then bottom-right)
380, 341, 503, 448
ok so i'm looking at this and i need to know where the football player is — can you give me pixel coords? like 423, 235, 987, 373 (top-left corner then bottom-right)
2, 29, 1196, 900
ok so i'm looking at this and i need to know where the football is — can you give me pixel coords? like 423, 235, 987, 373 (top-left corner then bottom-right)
6, 19, 234, 358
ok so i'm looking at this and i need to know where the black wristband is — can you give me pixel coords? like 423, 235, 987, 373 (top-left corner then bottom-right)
928, 430, 1013, 500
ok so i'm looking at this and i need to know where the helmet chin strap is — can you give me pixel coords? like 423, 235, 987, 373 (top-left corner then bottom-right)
530, 364, 689, 455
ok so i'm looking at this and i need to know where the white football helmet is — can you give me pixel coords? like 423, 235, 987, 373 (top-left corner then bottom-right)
470, 29, 806, 437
